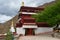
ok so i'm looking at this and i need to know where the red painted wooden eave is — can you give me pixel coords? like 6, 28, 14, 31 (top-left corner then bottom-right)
36, 22, 50, 27
19, 6, 44, 13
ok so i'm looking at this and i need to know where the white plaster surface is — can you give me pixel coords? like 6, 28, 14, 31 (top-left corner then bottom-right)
16, 27, 53, 35
59, 25, 60, 28
35, 27, 53, 34
16, 27, 25, 35
10, 27, 15, 32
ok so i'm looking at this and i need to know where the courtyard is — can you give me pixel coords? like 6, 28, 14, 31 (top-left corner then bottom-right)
18, 35, 60, 40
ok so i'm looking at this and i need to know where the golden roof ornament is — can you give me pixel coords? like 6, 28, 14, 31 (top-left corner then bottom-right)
22, 1, 24, 6
11, 20, 14, 27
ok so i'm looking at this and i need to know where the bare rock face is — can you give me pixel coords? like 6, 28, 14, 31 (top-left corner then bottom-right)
38, 0, 56, 8
0, 15, 18, 34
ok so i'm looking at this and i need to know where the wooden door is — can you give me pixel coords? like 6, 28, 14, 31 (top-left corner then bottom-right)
25, 28, 35, 35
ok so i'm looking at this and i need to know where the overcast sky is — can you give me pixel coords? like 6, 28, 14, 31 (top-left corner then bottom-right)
0, 0, 55, 23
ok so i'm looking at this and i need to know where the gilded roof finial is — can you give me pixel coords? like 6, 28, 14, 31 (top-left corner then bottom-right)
11, 20, 14, 27
22, 1, 24, 6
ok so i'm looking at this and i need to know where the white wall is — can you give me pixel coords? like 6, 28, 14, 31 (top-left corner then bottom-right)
16, 27, 25, 35
59, 25, 60, 28
35, 27, 53, 34
16, 27, 53, 35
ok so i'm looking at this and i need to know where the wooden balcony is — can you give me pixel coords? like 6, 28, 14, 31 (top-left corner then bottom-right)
22, 18, 36, 23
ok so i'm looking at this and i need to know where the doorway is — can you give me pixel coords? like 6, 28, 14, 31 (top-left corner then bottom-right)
25, 28, 35, 35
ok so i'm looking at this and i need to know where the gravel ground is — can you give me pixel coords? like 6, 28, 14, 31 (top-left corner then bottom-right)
18, 35, 60, 40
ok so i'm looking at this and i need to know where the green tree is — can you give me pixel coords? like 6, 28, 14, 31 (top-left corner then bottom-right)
5, 30, 14, 40
33, 0, 60, 27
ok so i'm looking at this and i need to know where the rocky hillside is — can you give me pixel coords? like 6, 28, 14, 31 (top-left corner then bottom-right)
38, 0, 56, 8
0, 14, 18, 34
